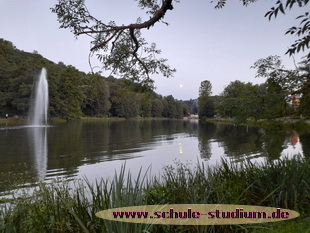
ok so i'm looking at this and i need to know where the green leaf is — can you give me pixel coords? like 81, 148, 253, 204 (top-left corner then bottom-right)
278, 3, 285, 14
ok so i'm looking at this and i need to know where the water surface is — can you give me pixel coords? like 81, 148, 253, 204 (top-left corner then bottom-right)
0, 120, 308, 192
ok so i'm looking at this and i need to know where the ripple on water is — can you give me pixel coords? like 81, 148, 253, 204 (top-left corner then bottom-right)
0, 125, 53, 130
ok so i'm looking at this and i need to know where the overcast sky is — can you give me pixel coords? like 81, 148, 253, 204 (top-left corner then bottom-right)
0, 0, 308, 100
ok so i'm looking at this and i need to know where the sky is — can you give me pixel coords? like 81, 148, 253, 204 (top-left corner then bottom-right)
0, 0, 308, 100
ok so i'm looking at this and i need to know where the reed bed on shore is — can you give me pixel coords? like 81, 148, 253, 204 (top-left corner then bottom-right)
0, 156, 309, 233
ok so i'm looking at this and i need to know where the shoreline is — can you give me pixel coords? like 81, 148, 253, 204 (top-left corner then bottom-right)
1, 158, 309, 233
204, 117, 310, 128
0, 116, 186, 125
1, 116, 309, 129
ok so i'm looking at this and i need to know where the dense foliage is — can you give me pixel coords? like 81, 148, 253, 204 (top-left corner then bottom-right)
51, 0, 178, 89
0, 39, 187, 121
214, 0, 309, 60
198, 80, 214, 119
198, 56, 310, 123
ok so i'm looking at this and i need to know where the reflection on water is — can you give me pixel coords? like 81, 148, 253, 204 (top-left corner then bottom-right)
280, 130, 304, 160
28, 127, 48, 181
198, 122, 264, 161
0, 125, 49, 181
197, 122, 306, 164
0, 120, 308, 190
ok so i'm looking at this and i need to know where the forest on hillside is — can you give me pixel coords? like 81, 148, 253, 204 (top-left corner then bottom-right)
0, 39, 190, 121
2, 38, 309, 123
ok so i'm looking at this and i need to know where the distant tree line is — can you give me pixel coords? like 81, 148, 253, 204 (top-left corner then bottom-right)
198, 56, 310, 123
181, 99, 198, 116
0, 39, 189, 121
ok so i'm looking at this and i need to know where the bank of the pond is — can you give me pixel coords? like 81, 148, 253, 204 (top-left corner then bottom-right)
0, 116, 190, 125
81, 117, 126, 122
0, 118, 25, 125
204, 118, 310, 129
0, 117, 128, 125
0, 119, 9, 124
80, 117, 169, 122
1, 158, 309, 233
48, 117, 127, 124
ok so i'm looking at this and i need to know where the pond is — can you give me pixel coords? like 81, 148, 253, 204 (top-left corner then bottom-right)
0, 119, 308, 193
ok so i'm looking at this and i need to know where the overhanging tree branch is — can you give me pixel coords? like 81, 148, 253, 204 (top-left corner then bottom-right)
51, 0, 176, 90
51, 0, 309, 91
213, 0, 309, 61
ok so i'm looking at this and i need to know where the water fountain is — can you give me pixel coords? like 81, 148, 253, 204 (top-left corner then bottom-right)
29, 67, 49, 181
0, 68, 50, 181
30, 67, 49, 126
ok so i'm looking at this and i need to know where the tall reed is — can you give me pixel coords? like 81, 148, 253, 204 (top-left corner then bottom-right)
0, 157, 309, 233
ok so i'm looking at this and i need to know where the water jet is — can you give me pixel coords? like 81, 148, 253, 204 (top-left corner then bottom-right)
30, 68, 49, 125
28, 68, 49, 180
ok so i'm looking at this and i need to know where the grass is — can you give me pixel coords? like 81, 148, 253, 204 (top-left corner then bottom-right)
81, 117, 171, 122
0, 118, 26, 125
251, 220, 310, 233
0, 119, 9, 124
0, 157, 309, 233
0, 163, 34, 196
0, 117, 172, 125
48, 118, 68, 124
47, 117, 127, 124
81, 117, 126, 122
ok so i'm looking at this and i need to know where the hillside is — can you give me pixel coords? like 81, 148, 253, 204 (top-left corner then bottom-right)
0, 39, 189, 120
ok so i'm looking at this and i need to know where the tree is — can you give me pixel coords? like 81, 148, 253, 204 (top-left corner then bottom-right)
252, 55, 308, 95
51, 0, 309, 89
199, 80, 212, 97
299, 94, 310, 118
0, 39, 188, 120
182, 99, 198, 115
139, 94, 152, 117
214, 0, 310, 60
51, 0, 177, 89
162, 95, 177, 118
216, 80, 246, 119
216, 81, 268, 123
297, 59, 310, 118
82, 74, 111, 117
151, 98, 164, 117
253, 55, 310, 118
201, 97, 216, 118
262, 79, 287, 120
198, 80, 213, 119
0, 40, 51, 116
111, 88, 140, 118
161, 95, 183, 118
50, 66, 86, 120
